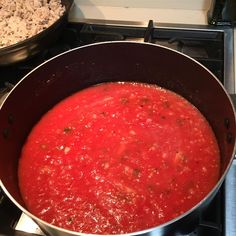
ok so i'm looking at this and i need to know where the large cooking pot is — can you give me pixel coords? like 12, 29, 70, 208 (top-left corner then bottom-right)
0, 42, 235, 236
0, 0, 73, 66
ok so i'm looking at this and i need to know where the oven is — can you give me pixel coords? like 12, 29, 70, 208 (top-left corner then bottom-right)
0, 1, 235, 236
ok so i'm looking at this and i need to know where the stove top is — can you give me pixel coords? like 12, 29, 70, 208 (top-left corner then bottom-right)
0, 22, 234, 92
0, 21, 235, 236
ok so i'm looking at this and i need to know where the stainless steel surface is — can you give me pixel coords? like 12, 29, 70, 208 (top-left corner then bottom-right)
223, 26, 236, 236
223, 28, 235, 93
224, 159, 236, 236
69, 18, 151, 27
15, 214, 44, 235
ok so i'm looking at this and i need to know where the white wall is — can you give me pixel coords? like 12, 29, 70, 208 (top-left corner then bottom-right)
74, 0, 212, 10
70, 0, 213, 25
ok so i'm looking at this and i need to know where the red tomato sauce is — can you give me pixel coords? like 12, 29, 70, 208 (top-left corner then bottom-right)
18, 82, 220, 234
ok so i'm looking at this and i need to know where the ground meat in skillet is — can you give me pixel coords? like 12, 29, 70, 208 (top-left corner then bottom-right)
0, 0, 65, 48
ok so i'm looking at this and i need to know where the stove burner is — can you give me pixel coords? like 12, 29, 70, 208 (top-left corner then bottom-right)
0, 188, 21, 235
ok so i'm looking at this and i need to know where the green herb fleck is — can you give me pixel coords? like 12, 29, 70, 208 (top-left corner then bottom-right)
63, 127, 72, 133
139, 97, 150, 107
163, 100, 170, 108
100, 111, 108, 117
67, 217, 73, 224
133, 168, 141, 177
120, 97, 129, 104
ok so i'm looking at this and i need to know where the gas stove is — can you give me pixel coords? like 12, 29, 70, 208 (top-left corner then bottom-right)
0, 20, 235, 236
